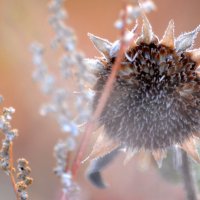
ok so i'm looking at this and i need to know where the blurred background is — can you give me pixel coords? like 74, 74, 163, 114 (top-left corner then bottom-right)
0, 0, 200, 199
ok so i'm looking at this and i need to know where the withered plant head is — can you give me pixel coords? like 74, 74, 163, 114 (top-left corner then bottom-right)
86, 15, 200, 165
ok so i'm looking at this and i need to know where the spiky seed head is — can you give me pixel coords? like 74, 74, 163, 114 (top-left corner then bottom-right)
88, 17, 200, 163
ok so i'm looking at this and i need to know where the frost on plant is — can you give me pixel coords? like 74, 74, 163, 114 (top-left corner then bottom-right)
31, 0, 94, 197
85, 1, 200, 194
30, 0, 200, 200
0, 98, 32, 200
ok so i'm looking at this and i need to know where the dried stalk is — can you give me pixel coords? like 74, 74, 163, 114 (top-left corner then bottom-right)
9, 142, 19, 200
181, 150, 198, 200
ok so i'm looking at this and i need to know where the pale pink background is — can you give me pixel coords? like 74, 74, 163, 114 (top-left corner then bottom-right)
0, 0, 200, 199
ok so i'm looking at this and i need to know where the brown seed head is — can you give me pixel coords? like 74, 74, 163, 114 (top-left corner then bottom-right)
89, 18, 200, 152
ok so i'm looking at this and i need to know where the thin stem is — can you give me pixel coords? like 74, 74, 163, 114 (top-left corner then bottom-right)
71, 4, 130, 178
181, 150, 198, 200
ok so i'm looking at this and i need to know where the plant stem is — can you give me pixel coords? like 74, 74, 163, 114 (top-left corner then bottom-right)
181, 150, 198, 200
61, 192, 68, 200
9, 142, 19, 200
71, 4, 130, 178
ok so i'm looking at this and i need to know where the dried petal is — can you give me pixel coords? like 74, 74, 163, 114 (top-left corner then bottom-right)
83, 130, 120, 162
152, 150, 167, 168
180, 138, 200, 163
123, 149, 137, 165
137, 15, 154, 44
160, 20, 175, 48
88, 33, 112, 58
175, 25, 200, 52
187, 48, 200, 64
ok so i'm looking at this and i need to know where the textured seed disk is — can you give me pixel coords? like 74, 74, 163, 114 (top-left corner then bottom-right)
93, 43, 200, 150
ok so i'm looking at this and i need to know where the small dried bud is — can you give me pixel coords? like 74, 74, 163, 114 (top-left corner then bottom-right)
16, 181, 27, 192
17, 158, 29, 169
24, 177, 33, 186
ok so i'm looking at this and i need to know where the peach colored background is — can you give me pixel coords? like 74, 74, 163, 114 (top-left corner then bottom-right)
0, 0, 200, 199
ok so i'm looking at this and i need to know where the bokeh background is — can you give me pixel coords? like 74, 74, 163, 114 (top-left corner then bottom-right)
0, 0, 200, 199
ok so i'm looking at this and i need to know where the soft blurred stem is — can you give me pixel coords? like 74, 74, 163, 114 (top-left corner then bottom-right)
65, 151, 72, 172
181, 150, 198, 200
9, 142, 19, 200
61, 192, 68, 200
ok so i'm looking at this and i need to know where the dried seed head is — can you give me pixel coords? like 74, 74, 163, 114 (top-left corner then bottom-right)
89, 16, 200, 162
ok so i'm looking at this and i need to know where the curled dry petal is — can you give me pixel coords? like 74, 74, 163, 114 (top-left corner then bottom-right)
160, 20, 175, 48
88, 33, 112, 58
175, 25, 200, 52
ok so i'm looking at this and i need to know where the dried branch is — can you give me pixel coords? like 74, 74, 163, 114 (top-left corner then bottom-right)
181, 150, 198, 200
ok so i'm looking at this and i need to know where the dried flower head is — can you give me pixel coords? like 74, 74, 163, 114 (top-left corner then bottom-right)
86, 15, 200, 171
0, 98, 32, 198
16, 158, 33, 200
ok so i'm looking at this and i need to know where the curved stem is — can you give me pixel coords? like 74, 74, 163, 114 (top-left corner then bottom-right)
181, 150, 198, 200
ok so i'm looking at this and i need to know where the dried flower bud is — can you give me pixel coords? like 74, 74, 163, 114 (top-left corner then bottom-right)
18, 158, 29, 169
24, 177, 33, 186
